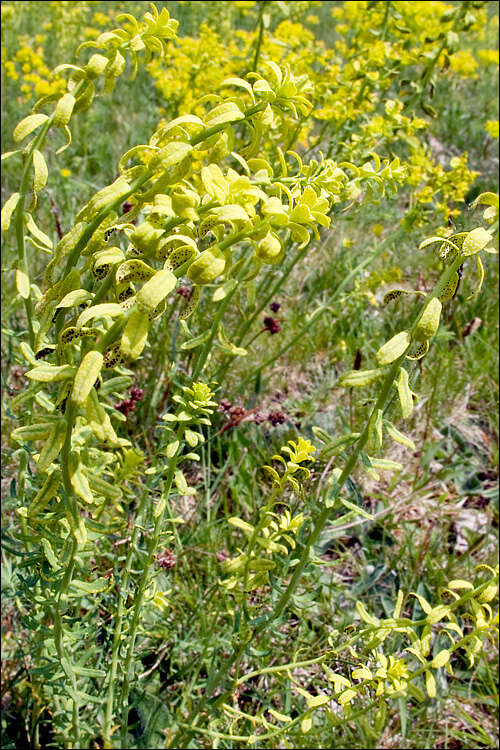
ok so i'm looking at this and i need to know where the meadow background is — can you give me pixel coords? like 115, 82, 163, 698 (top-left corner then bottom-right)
1, 2, 499, 748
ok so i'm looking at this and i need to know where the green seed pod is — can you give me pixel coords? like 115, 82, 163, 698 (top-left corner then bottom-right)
187, 248, 226, 285
337, 368, 385, 388
120, 294, 137, 312
414, 298, 442, 342
33, 149, 48, 192
85, 387, 106, 442
105, 50, 126, 79
91, 247, 125, 279
1, 192, 20, 234
148, 297, 167, 322
34, 345, 56, 360
73, 81, 95, 114
53, 93, 76, 128
55, 382, 72, 413
198, 216, 225, 240
148, 141, 192, 173
256, 231, 283, 264
81, 214, 119, 257
68, 451, 94, 504
396, 367, 414, 419
71, 351, 104, 406
383, 289, 405, 305
171, 187, 199, 220
148, 194, 174, 227
13, 113, 49, 142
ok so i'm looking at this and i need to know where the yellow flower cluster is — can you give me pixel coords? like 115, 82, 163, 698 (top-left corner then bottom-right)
5, 39, 65, 100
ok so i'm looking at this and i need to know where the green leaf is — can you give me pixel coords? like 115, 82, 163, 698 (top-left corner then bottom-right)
339, 497, 373, 520
376, 331, 410, 365
25, 213, 53, 249
337, 368, 385, 387
121, 308, 149, 361
71, 351, 103, 406
137, 269, 176, 312
396, 367, 414, 419
33, 149, 48, 191
16, 269, 30, 299
462, 227, 492, 256
1, 192, 20, 234
180, 329, 211, 350
26, 364, 75, 382
356, 600, 380, 626
370, 457, 403, 472
13, 113, 49, 142
71, 577, 110, 594
384, 421, 416, 450
228, 517, 255, 534
41, 538, 59, 569
76, 303, 123, 328
431, 649, 450, 668
72, 665, 106, 678
205, 102, 244, 126
57, 289, 93, 308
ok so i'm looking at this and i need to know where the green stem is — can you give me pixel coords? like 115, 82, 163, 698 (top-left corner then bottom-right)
119, 427, 185, 747
102, 484, 151, 748
237, 244, 305, 345
233, 228, 405, 394
176, 253, 465, 745
14, 118, 51, 348
191, 254, 253, 380
263, 255, 465, 626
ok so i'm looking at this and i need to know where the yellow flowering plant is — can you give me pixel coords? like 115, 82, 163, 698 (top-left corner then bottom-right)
1, 3, 498, 748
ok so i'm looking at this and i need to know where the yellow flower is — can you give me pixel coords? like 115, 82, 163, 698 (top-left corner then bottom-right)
486, 120, 499, 139
60, 169, 71, 178
477, 49, 499, 66
448, 50, 478, 78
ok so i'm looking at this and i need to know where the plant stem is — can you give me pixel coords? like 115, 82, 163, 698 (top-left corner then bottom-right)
118, 427, 185, 748
175, 253, 465, 745
102, 484, 151, 748
232, 228, 405, 393
191, 255, 253, 380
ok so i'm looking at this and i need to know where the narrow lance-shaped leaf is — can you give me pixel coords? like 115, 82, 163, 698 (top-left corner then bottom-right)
121, 308, 149, 361
396, 367, 414, 419
13, 113, 49, 142
71, 351, 103, 406
376, 331, 411, 365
